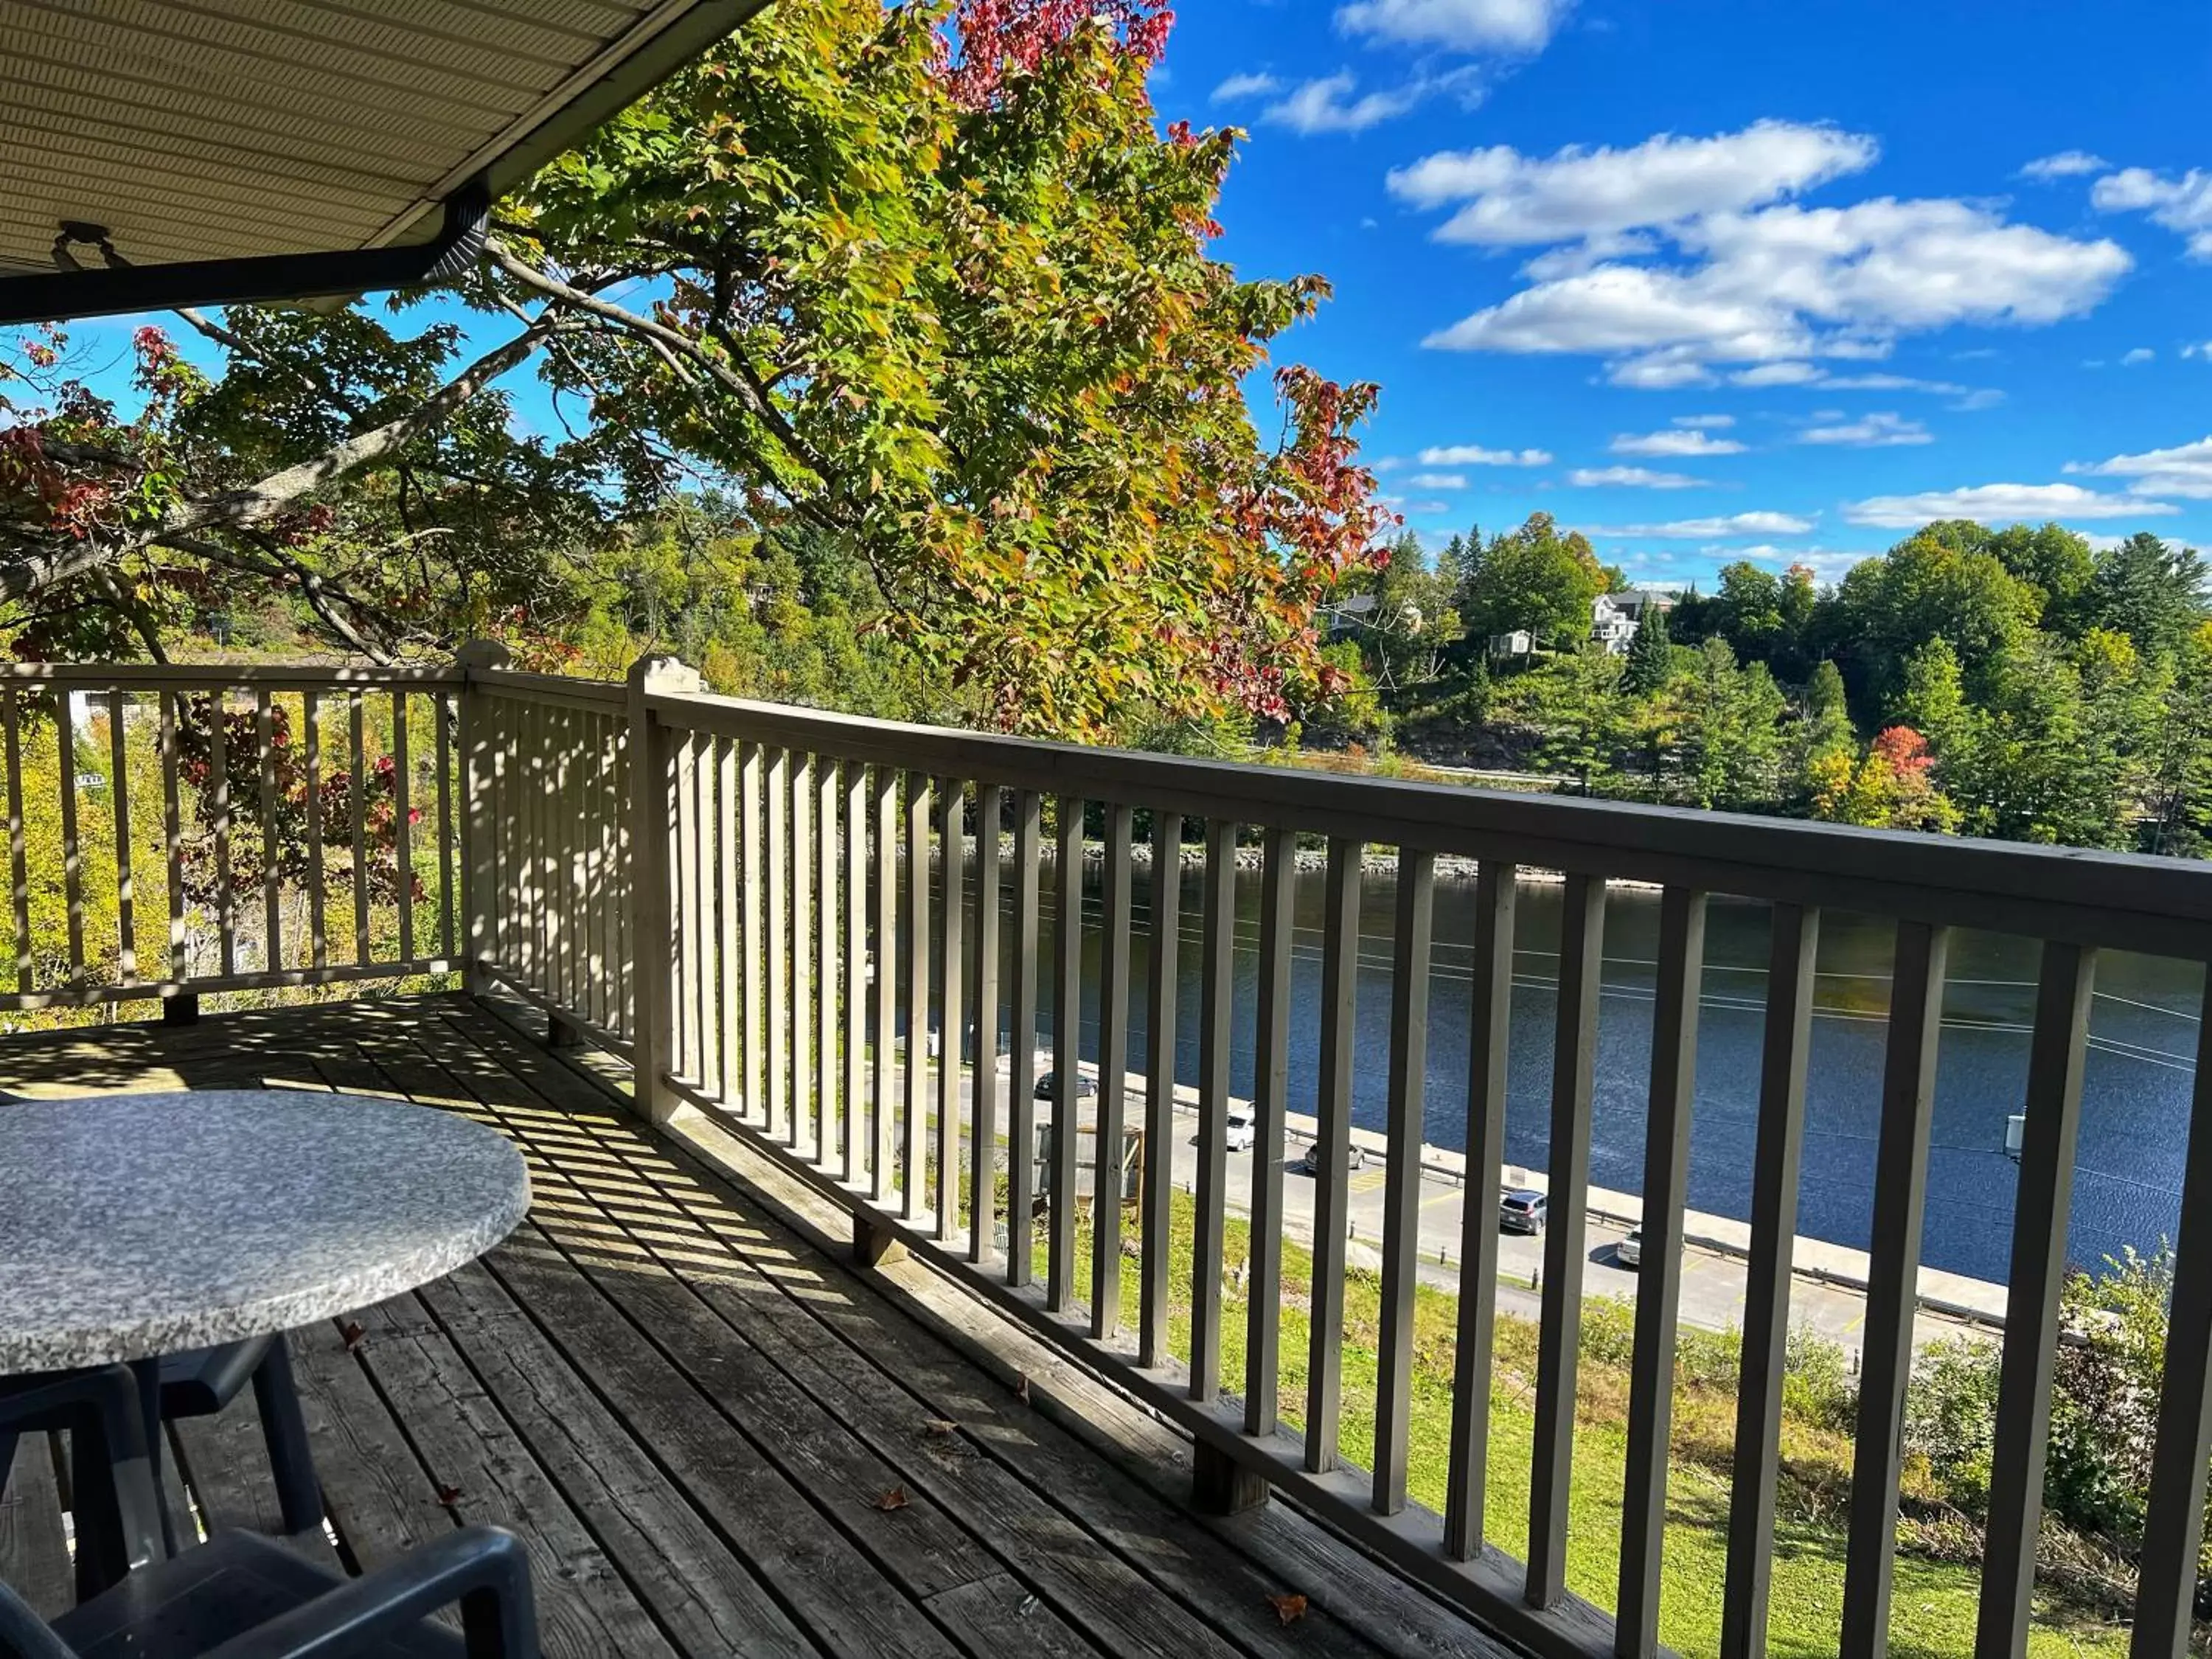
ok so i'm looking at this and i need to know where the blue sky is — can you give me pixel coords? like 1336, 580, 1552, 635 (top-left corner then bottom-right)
1154, 0, 2212, 588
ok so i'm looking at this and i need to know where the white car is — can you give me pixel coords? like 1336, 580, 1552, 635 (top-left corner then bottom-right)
1225, 1106, 1257, 1153
1616, 1228, 1643, 1267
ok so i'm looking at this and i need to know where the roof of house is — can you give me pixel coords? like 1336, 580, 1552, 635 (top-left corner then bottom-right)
1, 0, 773, 323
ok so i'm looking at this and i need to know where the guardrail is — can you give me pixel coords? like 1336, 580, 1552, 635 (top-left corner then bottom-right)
0, 661, 462, 1011
470, 651, 2212, 1659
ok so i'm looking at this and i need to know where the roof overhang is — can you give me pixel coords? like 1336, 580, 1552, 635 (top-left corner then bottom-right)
1, 0, 774, 327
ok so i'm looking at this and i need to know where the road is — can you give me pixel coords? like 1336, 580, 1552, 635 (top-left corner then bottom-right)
894, 1061, 1995, 1361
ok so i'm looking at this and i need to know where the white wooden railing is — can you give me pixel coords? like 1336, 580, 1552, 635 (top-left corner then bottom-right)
475, 651, 2212, 1658
0, 661, 463, 1011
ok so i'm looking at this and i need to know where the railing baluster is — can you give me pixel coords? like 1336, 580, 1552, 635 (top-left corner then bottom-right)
677, 728, 703, 1085
255, 691, 279, 973
1143, 812, 1186, 1370
871, 766, 897, 1199
1977, 939, 2097, 1658
1048, 793, 1083, 1312
585, 712, 609, 1032
4, 689, 30, 992
766, 747, 790, 1138
741, 741, 765, 1121
970, 785, 1004, 1261
1528, 871, 1605, 1607
392, 690, 414, 962
305, 692, 326, 971
1242, 824, 1292, 1422
55, 687, 83, 985
1306, 836, 1362, 1469
208, 689, 232, 977
1376, 847, 1436, 1515
904, 773, 931, 1212
563, 707, 584, 1012
936, 778, 965, 1239
2132, 973, 2212, 1659
1720, 903, 1818, 1656
1091, 802, 1133, 1337
108, 688, 134, 985
717, 735, 739, 1107
435, 692, 454, 961
1619, 886, 1709, 1655
1839, 919, 1950, 1658
614, 713, 633, 1036
845, 763, 868, 1185
792, 754, 814, 1152
1007, 791, 1042, 1284
1192, 817, 1234, 1401
157, 691, 183, 982
1446, 859, 1517, 1559
348, 689, 368, 967
820, 759, 841, 1160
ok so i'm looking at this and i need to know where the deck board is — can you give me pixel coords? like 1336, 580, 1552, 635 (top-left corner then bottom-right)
0, 995, 1510, 1659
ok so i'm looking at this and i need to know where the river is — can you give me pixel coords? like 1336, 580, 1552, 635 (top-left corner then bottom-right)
945, 853, 2205, 1285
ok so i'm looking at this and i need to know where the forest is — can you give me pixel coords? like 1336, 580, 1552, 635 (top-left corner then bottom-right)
1322, 512, 2212, 855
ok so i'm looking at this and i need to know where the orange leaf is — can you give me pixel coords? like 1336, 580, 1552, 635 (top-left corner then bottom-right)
872, 1486, 911, 1512
1268, 1593, 1307, 1626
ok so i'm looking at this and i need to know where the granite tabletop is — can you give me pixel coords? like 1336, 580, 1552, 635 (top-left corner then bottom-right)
0, 1089, 530, 1374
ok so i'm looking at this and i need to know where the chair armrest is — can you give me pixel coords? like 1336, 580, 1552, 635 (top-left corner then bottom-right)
196, 1527, 537, 1659
0, 1579, 76, 1659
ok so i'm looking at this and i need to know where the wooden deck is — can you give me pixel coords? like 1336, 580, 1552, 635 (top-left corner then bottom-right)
0, 995, 1512, 1659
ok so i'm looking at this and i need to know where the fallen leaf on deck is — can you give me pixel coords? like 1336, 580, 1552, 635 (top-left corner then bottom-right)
1015, 1374, 1031, 1404
1268, 1593, 1307, 1626
872, 1486, 911, 1512
339, 1321, 365, 1352
921, 1417, 959, 1438
436, 1484, 462, 1509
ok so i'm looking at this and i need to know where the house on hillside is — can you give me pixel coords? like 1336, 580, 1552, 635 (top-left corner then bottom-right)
1589, 587, 1677, 655
1487, 628, 1534, 660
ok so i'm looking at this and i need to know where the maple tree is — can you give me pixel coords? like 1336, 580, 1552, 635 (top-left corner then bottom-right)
0, 0, 1390, 739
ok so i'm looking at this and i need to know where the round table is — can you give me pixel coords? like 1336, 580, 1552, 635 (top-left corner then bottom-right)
0, 1089, 531, 1375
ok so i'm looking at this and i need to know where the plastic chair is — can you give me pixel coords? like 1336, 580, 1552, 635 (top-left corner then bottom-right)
155, 1338, 321, 1535
0, 1525, 538, 1659
0, 1366, 165, 1601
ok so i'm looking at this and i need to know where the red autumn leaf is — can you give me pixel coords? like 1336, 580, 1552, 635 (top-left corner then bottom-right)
436, 1483, 462, 1508
872, 1486, 911, 1512
1267, 1593, 1307, 1626
339, 1320, 365, 1352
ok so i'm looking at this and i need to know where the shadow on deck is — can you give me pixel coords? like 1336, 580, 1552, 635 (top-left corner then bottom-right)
0, 994, 1512, 1659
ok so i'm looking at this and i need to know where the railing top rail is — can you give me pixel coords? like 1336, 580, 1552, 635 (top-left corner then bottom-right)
650, 687, 2212, 961
0, 663, 463, 689
470, 667, 627, 710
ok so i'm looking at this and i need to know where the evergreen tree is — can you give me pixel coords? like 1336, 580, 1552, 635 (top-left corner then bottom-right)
1621, 602, 1673, 695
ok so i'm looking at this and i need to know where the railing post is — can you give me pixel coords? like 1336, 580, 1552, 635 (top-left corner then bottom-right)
627, 653, 703, 1124
453, 639, 512, 998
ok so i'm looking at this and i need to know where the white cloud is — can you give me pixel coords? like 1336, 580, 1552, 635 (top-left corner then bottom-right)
1611, 428, 1747, 456
2121, 347, 2156, 366
1403, 499, 1454, 515
1843, 482, 2180, 529
1211, 71, 1281, 102
1387, 119, 1875, 240
1336, 0, 1571, 54
1418, 442, 1553, 465
2187, 342, 2212, 361
1723, 543, 1877, 582
1405, 471, 1469, 489
1567, 465, 1706, 488
1797, 411, 1933, 447
1819, 372, 1964, 392
1950, 388, 2006, 411
1405, 126, 2132, 380
1728, 361, 1825, 387
2081, 533, 2128, 553
1581, 511, 1815, 538
2020, 150, 2110, 182
1262, 72, 1422, 134
2065, 435, 2212, 498
2093, 167, 2212, 258
1674, 414, 1735, 428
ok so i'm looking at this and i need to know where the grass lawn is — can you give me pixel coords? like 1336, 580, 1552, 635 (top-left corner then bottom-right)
1027, 1189, 2135, 1659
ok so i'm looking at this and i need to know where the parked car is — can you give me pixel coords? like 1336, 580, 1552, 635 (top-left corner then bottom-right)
1616, 1228, 1642, 1267
1299, 1138, 1368, 1175
1225, 1106, 1257, 1153
1499, 1189, 1548, 1234
1033, 1069, 1096, 1102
